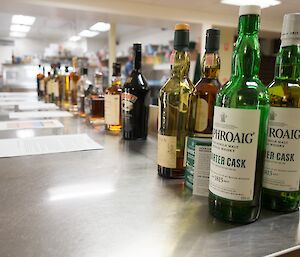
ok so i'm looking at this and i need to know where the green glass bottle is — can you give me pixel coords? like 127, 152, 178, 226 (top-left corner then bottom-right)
262, 13, 300, 212
208, 5, 270, 224
157, 24, 194, 179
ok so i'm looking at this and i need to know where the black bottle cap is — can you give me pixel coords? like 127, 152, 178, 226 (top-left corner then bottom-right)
205, 29, 220, 53
133, 43, 142, 52
174, 24, 190, 51
65, 66, 69, 72
113, 63, 121, 76
82, 67, 88, 75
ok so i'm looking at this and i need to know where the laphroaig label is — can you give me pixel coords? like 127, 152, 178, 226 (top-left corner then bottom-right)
263, 107, 300, 192
209, 107, 260, 201
105, 95, 120, 125
157, 134, 176, 168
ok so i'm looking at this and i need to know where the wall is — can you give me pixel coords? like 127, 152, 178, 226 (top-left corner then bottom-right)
217, 26, 235, 85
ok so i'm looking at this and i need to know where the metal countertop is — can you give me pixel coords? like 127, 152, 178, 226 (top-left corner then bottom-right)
0, 112, 299, 257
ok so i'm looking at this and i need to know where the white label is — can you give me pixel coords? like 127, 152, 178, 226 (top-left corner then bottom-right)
193, 144, 211, 196
195, 98, 208, 132
263, 107, 300, 191
40, 80, 45, 91
209, 107, 260, 201
54, 82, 59, 97
157, 134, 176, 168
105, 95, 120, 125
70, 80, 75, 90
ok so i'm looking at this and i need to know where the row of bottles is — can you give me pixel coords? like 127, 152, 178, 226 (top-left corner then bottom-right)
36, 45, 150, 137
157, 6, 300, 224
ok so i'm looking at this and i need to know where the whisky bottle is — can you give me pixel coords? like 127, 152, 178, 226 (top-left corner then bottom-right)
57, 63, 64, 108
157, 24, 194, 178
262, 13, 300, 212
87, 72, 105, 124
36, 64, 44, 100
78, 68, 90, 117
63, 66, 70, 110
105, 63, 122, 131
122, 43, 150, 140
208, 5, 270, 223
185, 29, 221, 191
44, 71, 51, 103
69, 57, 80, 112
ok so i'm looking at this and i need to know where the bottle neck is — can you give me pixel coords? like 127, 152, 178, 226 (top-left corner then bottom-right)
232, 14, 260, 78
171, 50, 190, 79
112, 75, 121, 86
134, 50, 142, 71
275, 44, 300, 81
202, 50, 220, 79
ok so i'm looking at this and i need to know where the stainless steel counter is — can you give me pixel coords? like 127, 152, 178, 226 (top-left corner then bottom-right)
0, 113, 299, 257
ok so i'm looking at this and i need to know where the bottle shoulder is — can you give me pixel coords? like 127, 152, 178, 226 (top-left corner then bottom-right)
195, 78, 221, 93
123, 71, 149, 91
160, 77, 194, 94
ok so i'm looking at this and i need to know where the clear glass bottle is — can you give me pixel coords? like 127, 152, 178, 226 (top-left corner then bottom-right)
185, 29, 221, 190
105, 63, 122, 131
157, 24, 195, 179
36, 64, 44, 100
262, 13, 300, 212
63, 66, 70, 110
122, 43, 150, 140
208, 5, 270, 224
69, 57, 80, 112
86, 72, 105, 124
78, 68, 90, 118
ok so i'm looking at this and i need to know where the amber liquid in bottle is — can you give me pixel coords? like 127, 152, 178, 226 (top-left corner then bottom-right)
69, 57, 80, 112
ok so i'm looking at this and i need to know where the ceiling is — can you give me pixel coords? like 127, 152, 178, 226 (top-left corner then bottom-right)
0, 0, 297, 42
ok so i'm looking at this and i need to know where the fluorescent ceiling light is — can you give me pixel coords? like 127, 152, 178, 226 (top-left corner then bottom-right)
89, 22, 110, 32
10, 24, 31, 33
69, 35, 81, 41
78, 30, 99, 38
9, 31, 27, 38
221, 0, 281, 8
12, 15, 36, 25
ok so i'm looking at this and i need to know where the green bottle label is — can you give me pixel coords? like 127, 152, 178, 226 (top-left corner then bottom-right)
263, 107, 300, 192
209, 106, 260, 201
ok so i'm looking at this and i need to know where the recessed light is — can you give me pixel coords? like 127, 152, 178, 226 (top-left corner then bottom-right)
12, 15, 36, 25
78, 30, 99, 38
10, 24, 31, 33
9, 31, 27, 38
221, 0, 281, 8
89, 22, 110, 32
69, 36, 81, 41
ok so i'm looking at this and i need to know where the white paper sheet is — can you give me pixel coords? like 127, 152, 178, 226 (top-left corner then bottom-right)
18, 103, 59, 111
0, 134, 103, 158
9, 111, 73, 119
0, 119, 64, 131
0, 92, 37, 97
0, 97, 38, 102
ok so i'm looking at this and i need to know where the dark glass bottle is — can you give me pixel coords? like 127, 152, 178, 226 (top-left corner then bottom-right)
208, 5, 270, 224
185, 29, 221, 190
122, 43, 150, 140
262, 13, 300, 212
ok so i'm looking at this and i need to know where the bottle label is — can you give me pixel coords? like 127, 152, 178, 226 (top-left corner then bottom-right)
157, 134, 176, 168
209, 107, 260, 201
185, 136, 212, 196
195, 98, 208, 132
54, 82, 59, 97
105, 94, 120, 125
40, 80, 45, 91
263, 107, 300, 192
70, 80, 75, 90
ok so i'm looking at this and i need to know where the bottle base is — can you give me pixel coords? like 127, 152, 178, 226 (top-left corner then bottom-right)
158, 165, 184, 179
262, 189, 299, 213
209, 192, 260, 224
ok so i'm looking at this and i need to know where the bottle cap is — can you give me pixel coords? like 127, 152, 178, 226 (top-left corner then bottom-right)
205, 29, 220, 53
82, 67, 88, 75
113, 63, 121, 76
281, 13, 300, 47
239, 5, 261, 16
133, 43, 142, 52
174, 23, 190, 51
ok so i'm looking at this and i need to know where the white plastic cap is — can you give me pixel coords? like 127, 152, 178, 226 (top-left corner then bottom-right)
239, 5, 261, 16
281, 13, 300, 47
